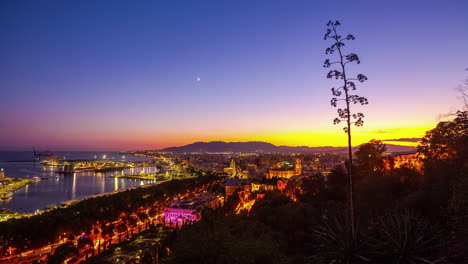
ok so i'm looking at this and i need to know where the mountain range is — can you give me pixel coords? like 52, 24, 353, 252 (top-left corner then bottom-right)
160, 141, 416, 154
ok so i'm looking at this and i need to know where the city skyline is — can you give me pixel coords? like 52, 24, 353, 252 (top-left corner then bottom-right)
1, 0, 468, 151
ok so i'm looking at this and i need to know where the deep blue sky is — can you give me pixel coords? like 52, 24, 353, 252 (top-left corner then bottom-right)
1, 0, 467, 150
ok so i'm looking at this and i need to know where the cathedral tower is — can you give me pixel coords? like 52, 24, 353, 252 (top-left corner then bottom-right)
294, 157, 302, 175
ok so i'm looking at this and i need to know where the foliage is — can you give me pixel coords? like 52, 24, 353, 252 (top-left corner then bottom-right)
224, 189, 241, 213
297, 174, 326, 204
449, 168, 468, 234
418, 111, 468, 162
447, 169, 468, 263
84, 226, 171, 264
164, 209, 289, 264
414, 111, 468, 261
417, 111, 468, 216
308, 210, 443, 264
284, 179, 302, 198
387, 166, 422, 196
308, 214, 370, 264
47, 242, 78, 264
368, 210, 444, 264
354, 139, 387, 177
141, 252, 154, 264
354, 174, 397, 220
77, 237, 93, 251
325, 165, 349, 202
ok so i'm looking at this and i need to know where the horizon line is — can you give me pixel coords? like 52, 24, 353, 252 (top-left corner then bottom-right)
0, 139, 419, 152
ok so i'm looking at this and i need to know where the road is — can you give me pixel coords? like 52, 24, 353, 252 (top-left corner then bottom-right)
0, 181, 214, 264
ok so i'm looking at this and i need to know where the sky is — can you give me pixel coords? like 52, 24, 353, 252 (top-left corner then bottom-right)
1, 0, 467, 151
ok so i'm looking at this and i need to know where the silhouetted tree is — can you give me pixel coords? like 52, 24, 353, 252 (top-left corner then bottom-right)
298, 174, 326, 204
325, 165, 348, 202
324, 20, 369, 227
418, 111, 467, 169
456, 68, 468, 110
224, 190, 241, 213
418, 111, 468, 260
141, 252, 154, 264
77, 237, 93, 251
47, 242, 78, 264
354, 139, 387, 178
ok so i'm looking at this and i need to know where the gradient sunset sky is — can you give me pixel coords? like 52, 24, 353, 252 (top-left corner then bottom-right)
1, 0, 467, 151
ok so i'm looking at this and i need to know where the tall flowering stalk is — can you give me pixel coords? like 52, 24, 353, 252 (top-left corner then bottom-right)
324, 20, 369, 228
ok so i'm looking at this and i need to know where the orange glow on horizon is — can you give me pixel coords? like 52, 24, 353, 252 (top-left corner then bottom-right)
19, 123, 435, 151
129, 124, 434, 150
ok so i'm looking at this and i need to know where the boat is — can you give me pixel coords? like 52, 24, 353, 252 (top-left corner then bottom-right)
94, 166, 128, 172
73, 167, 95, 172
1, 192, 13, 200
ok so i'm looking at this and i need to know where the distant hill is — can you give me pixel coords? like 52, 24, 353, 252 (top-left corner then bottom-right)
160, 141, 415, 154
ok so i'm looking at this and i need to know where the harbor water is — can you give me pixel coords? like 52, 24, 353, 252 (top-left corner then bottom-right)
0, 151, 158, 213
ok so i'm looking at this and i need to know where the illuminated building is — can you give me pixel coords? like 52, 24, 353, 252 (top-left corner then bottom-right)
250, 179, 287, 192
231, 159, 236, 174
383, 153, 423, 172
164, 207, 198, 227
267, 157, 302, 179
222, 178, 250, 198
223, 167, 233, 175
164, 193, 221, 227
0, 169, 4, 181
223, 159, 237, 177
251, 182, 276, 192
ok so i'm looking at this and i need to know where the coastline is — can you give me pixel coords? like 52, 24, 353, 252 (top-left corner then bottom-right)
60, 178, 171, 206
110, 173, 162, 180
110, 173, 197, 181
0, 178, 34, 198
1, 179, 172, 221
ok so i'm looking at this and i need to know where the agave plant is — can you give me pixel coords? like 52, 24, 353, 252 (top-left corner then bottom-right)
368, 210, 444, 264
308, 213, 371, 264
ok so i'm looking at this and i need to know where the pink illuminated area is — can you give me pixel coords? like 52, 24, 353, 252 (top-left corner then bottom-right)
163, 208, 198, 228
163, 193, 221, 227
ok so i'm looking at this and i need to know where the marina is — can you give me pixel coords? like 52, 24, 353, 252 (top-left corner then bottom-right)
0, 151, 158, 213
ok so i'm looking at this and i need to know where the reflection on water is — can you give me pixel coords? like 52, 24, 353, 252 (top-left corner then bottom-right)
0, 152, 157, 213
114, 177, 118, 191
72, 174, 76, 200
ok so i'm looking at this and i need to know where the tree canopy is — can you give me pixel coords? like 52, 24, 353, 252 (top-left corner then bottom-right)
418, 111, 468, 163
354, 139, 387, 177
